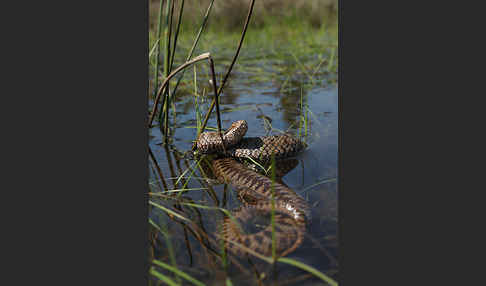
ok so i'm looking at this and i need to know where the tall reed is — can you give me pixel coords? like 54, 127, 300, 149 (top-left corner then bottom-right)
151, 0, 165, 99
151, 0, 217, 141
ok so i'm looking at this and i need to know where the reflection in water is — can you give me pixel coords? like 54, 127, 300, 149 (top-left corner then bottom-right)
148, 45, 338, 285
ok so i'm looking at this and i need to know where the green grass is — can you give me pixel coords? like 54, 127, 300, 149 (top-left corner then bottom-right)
152, 259, 206, 286
270, 154, 277, 261
302, 178, 338, 193
149, 156, 339, 285
178, 202, 245, 234
150, 0, 337, 33
149, 2, 338, 97
148, 0, 338, 284
150, 268, 179, 286
300, 86, 310, 139
277, 258, 338, 286
149, 172, 338, 284
243, 155, 270, 175
149, 0, 217, 137
156, 209, 181, 284
219, 235, 338, 286
151, 0, 164, 99
149, 143, 338, 284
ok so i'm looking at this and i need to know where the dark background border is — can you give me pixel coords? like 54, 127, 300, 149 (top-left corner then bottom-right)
4, 0, 148, 284
3, 0, 476, 284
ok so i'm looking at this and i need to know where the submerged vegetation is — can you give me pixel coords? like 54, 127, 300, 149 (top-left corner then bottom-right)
148, 0, 338, 285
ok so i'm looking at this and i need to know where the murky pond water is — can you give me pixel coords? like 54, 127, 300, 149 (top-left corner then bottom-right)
148, 45, 338, 285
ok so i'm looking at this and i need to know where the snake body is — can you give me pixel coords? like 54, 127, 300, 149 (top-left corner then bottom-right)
197, 120, 310, 257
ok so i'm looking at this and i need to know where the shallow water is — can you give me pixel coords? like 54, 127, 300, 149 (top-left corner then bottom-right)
149, 46, 338, 285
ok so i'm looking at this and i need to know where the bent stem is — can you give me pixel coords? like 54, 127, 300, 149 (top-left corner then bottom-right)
149, 52, 211, 127
191, 0, 256, 151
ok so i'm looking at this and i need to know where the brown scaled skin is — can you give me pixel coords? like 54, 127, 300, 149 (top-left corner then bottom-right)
197, 120, 310, 257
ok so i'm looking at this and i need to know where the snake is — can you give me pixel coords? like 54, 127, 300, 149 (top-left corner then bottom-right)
196, 120, 310, 257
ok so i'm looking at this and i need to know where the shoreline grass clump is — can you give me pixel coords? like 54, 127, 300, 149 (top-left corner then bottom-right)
149, 0, 338, 99
150, 0, 337, 32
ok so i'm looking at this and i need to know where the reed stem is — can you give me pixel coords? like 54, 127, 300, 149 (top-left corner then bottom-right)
191, 0, 256, 151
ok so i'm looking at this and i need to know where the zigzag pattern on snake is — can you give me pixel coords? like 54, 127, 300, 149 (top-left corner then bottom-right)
196, 120, 310, 257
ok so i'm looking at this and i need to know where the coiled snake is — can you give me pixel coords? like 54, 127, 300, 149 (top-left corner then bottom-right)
197, 120, 310, 257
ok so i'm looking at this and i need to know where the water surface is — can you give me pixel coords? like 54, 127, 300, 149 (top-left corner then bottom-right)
149, 44, 338, 285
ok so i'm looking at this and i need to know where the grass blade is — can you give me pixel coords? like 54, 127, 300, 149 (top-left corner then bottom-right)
192, 0, 257, 151
150, 267, 179, 286
149, 39, 161, 58
149, 52, 211, 127
149, 218, 168, 238
170, 0, 216, 104
151, 0, 165, 99
271, 153, 277, 261
149, 200, 190, 222
243, 155, 268, 175
327, 47, 336, 72
169, 0, 184, 71
152, 259, 206, 286
179, 202, 244, 234
302, 178, 337, 193
220, 231, 338, 285
277, 257, 338, 286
